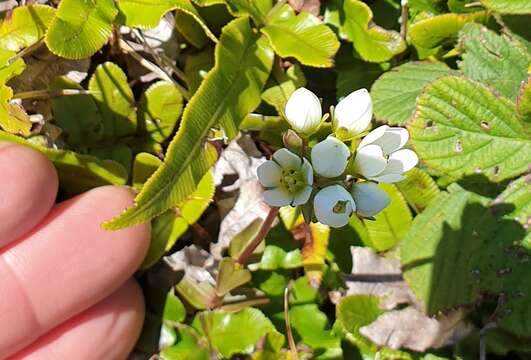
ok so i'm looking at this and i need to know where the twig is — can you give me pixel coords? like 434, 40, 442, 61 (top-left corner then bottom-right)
13, 89, 99, 100
479, 322, 497, 360
7, 38, 43, 65
400, 0, 408, 40
236, 207, 279, 265
284, 285, 300, 360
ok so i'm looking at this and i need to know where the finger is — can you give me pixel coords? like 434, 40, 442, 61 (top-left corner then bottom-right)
0, 186, 150, 357
9, 279, 145, 360
0, 142, 58, 248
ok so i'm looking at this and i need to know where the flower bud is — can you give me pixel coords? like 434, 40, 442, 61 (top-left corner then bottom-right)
282, 129, 303, 153
285, 87, 322, 136
314, 185, 356, 228
311, 136, 350, 178
333, 88, 372, 140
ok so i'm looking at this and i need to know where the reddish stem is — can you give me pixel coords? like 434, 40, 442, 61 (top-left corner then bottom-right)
237, 207, 279, 265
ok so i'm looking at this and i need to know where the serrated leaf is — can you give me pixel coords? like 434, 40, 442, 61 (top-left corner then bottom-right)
104, 17, 273, 230
175, 9, 208, 48
261, 63, 306, 114
364, 184, 412, 252
400, 186, 531, 336
517, 74, 531, 122
479, 0, 531, 14
0, 4, 55, 51
261, 4, 339, 68
341, 0, 406, 63
88, 62, 137, 139
0, 130, 127, 194
370, 62, 451, 125
458, 23, 530, 101
192, 308, 284, 358
139, 81, 183, 143
409, 11, 486, 49
45, 0, 118, 60
396, 168, 441, 213
117, 0, 217, 45
408, 75, 531, 182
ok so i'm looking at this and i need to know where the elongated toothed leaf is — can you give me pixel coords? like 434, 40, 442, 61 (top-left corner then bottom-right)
104, 17, 274, 230
45, 0, 118, 59
479, 0, 531, 14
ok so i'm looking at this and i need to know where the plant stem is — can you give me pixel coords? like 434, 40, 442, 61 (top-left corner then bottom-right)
7, 38, 43, 65
400, 1, 408, 40
284, 285, 300, 360
237, 207, 279, 265
13, 89, 99, 100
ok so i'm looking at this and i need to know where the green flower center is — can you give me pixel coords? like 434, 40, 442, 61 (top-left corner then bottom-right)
333, 200, 349, 214
280, 168, 306, 193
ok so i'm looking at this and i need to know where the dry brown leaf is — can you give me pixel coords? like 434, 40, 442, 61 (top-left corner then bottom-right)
164, 244, 218, 285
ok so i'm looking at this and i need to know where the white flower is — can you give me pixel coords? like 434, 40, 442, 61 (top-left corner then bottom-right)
314, 185, 356, 228
354, 125, 418, 183
311, 136, 350, 178
351, 182, 390, 217
333, 88, 372, 140
257, 148, 313, 207
284, 87, 322, 136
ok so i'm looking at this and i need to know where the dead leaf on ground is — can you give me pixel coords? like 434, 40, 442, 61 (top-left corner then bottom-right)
164, 244, 218, 285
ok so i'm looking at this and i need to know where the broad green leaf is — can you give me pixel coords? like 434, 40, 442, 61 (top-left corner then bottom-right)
258, 245, 303, 270
479, 0, 531, 14
184, 47, 214, 94
0, 130, 127, 194
160, 326, 210, 360
138, 81, 183, 143
104, 17, 274, 229
192, 308, 284, 358
396, 168, 440, 213
50, 76, 104, 146
117, 0, 217, 44
341, 0, 406, 63
0, 49, 25, 83
225, 0, 272, 24
132, 152, 163, 190
409, 11, 486, 49
517, 74, 531, 122
364, 184, 412, 252
0, 4, 55, 51
89, 144, 132, 174
336, 295, 383, 337
175, 9, 209, 48
409, 75, 531, 182
370, 62, 451, 125
261, 4, 339, 68
400, 186, 531, 336
163, 291, 186, 323
45, 0, 118, 59
458, 23, 530, 101
261, 63, 306, 114
88, 62, 137, 139
215, 257, 252, 296
0, 84, 31, 136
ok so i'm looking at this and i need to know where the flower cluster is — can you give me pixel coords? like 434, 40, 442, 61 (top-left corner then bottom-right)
257, 87, 418, 228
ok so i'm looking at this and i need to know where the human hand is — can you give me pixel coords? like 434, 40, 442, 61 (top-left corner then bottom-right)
0, 142, 151, 359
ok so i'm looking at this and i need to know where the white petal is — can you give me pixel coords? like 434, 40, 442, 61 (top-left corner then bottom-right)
292, 186, 313, 206
301, 157, 313, 185
389, 149, 418, 172
333, 88, 372, 139
358, 125, 389, 149
372, 127, 409, 155
314, 185, 355, 228
273, 148, 302, 170
354, 144, 387, 178
370, 173, 406, 183
263, 187, 293, 207
311, 136, 350, 178
256, 160, 282, 187
352, 182, 390, 217
285, 87, 322, 135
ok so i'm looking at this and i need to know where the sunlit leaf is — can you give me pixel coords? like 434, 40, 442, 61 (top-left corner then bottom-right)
0, 84, 31, 136
184, 47, 214, 94
45, 0, 118, 59
0, 4, 55, 51
396, 168, 441, 213
215, 257, 252, 296
517, 75, 531, 122
409, 75, 531, 182
104, 17, 273, 229
225, 0, 272, 24
261, 4, 340, 68
261, 63, 306, 114
370, 62, 451, 125
479, 0, 531, 14
160, 326, 210, 360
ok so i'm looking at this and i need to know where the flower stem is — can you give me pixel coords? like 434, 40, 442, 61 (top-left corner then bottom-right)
237, 207, 279, 265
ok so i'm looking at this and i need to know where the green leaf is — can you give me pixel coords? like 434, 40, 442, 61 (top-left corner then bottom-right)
0, 4, 55, 51
0, 49, 25, 83
517, 74, 531, 122
160, 326, 210, 360
45, 0, 118, 59
89, 144, 133, 174
341, 0, 406, 63
225, 0, 272, 24
261, 4, 339, 68
192, 307, 284, 358
400, 186, 531, 336
409, 11, 486, 49
363, 184, 412, 252
215, 257, 252, 296
117, 0, 217, 44
104, 17, 273, 229
336, 295, 383, 337
0, 130, 127, 194
88, 62, 137, 139
479, 0, 531, 14
261, 63, 306, 114
396, 168, 441, 213
408, 75, 531, 182
184, 47, 214, 94
370, 61, 451, 125
0, 84, 31, 136
259, 245, 303, 270
458, 23, 530, 101
50, 76, 104, 146
163, 291, 186, 323
139, 81, 183, 143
